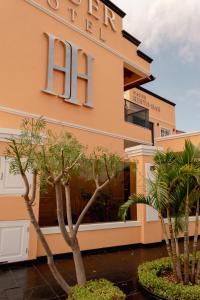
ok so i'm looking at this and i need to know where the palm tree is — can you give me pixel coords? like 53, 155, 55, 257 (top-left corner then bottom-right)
120, 140, 200, 284
175, 140, 200, 284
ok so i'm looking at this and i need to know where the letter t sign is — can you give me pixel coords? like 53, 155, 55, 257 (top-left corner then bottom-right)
43, 33, 94, 108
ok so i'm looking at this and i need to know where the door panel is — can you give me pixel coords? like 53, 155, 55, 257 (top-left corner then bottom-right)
0, 221, 29, 263
0, 157, 32, 195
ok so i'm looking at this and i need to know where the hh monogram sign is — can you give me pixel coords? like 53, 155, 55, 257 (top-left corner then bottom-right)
43, 33, 94, 107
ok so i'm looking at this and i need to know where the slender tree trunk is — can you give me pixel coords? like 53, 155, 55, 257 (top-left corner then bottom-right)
195, 255, 200, 283
175, 236, 183, 283
184, 192, 190, 284
64, 184, 86, 285
167, 208, 179, 282
192, 199, 199, 283
159, 215, 173, 259
25, 199, 72, 295
71, 238, 86, 285
55, 182, 71, 246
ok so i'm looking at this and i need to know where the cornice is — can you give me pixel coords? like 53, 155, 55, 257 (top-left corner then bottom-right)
125, 145, 163, 157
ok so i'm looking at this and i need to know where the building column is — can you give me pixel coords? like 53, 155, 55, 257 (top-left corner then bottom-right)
125, 145, 163, 244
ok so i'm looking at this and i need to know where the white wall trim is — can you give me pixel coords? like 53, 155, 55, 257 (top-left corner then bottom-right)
156, 131, 200, 142
24, 0, 150, 77
0, 105, 152, 146
125, 145, 162, 157
0, 128, 21, 142
0, 220, 30, 227
41, 221, 141, 235
164, 216, 200, 224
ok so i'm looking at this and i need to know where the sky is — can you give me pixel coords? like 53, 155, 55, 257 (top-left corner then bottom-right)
112, 0, 200, 132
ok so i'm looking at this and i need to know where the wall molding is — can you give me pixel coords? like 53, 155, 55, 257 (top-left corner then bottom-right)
24, 0, 150, 77
41, 221, 141, 234
125, 144, 162, 157
0, 128, 21, 142
0, 105, 152, 146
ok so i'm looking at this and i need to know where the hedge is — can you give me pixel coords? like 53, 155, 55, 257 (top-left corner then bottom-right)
68, 279, 126, 300
138, 257, 200, 300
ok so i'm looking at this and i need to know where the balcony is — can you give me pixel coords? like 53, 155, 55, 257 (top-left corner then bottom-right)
124, 99, 154, 144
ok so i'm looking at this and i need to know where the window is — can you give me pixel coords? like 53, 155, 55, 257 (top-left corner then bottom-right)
39, 163, 137, 227
161, 128, 171, 137
124, 100, 150, 129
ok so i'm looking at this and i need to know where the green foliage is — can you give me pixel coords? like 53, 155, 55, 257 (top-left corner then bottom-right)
138, 257, 200, 300
68, 279, 126, 300
6, 117, 46, 175
83, 147, 122, 182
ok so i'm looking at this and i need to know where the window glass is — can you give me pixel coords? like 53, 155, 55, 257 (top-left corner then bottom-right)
39, 163, 137, 227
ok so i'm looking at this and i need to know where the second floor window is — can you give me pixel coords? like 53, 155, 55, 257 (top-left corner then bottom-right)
161, 128, 171, 137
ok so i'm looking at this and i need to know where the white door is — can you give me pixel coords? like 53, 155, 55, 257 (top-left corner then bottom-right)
145, 163, 159, 222
0, 220, 30, 263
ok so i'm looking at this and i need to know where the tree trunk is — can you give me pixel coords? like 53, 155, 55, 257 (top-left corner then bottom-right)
184, 193, 190, 284
55, 182, 71, 246
25, 199, 72, 295
192, 198, 199, 283
167, 208, 179, 282
160, 215, 173, 259
175, 236, 183, 283
71, 238, 86, 286
64, 184, 86, 285
195, 255, 200, 283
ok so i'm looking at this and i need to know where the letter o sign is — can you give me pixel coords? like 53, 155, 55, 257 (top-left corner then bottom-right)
47, 0, 60, 10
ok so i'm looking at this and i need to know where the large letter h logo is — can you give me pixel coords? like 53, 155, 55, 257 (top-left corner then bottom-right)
43, 33, 94, 108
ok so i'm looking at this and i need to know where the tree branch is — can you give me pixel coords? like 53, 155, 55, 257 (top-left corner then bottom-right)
55, 182, 72, 246
30, 170, 37, 205
73, 179, 110, 239
64, 183, 74, 237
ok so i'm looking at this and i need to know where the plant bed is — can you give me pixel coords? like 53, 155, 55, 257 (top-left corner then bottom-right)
68, 279, 126, 300
138, 257, 200, 300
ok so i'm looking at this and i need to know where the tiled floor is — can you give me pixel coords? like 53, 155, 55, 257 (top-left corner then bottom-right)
0, 243, 169, 300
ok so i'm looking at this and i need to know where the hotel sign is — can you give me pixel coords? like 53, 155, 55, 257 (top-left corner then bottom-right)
37, 0, 118, 42
132, 91, 161, 112
43, 33, 94, 107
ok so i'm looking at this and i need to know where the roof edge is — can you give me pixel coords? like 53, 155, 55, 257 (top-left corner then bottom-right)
137, 50, 153, 63
124, 75, 155, 91
137, 86, 176, 107
122, 30, 141, 47
100, 0, 126, 18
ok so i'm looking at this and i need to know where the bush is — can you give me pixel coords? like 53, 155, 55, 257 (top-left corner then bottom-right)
138, 257, 200, 300
68, 279, 126, 300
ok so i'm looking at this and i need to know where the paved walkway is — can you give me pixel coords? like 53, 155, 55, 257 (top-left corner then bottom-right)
0, 243, 168, 299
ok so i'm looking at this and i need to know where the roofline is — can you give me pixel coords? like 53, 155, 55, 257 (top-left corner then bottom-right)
137, 86, 176, 107
156, 130, 200, 142
124, 75, 155, 91
122, 30, 141, 47
100, 0, 126, 18
137, 50, 153, 63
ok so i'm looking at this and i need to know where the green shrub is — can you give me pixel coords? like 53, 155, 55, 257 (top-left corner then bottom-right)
138, 257, 200, 300
68, 279, 126, 300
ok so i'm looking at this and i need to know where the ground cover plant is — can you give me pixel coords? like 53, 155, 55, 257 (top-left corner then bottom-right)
6, 117, 123, 297
68, 279, 126, 300
120, 140, 200, 297
138, 256, 200, 300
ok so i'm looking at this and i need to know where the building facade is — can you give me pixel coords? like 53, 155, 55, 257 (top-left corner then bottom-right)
0, 0, 199, 264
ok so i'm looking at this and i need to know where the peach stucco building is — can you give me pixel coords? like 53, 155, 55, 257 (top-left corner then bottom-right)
0, 0, 199, 264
